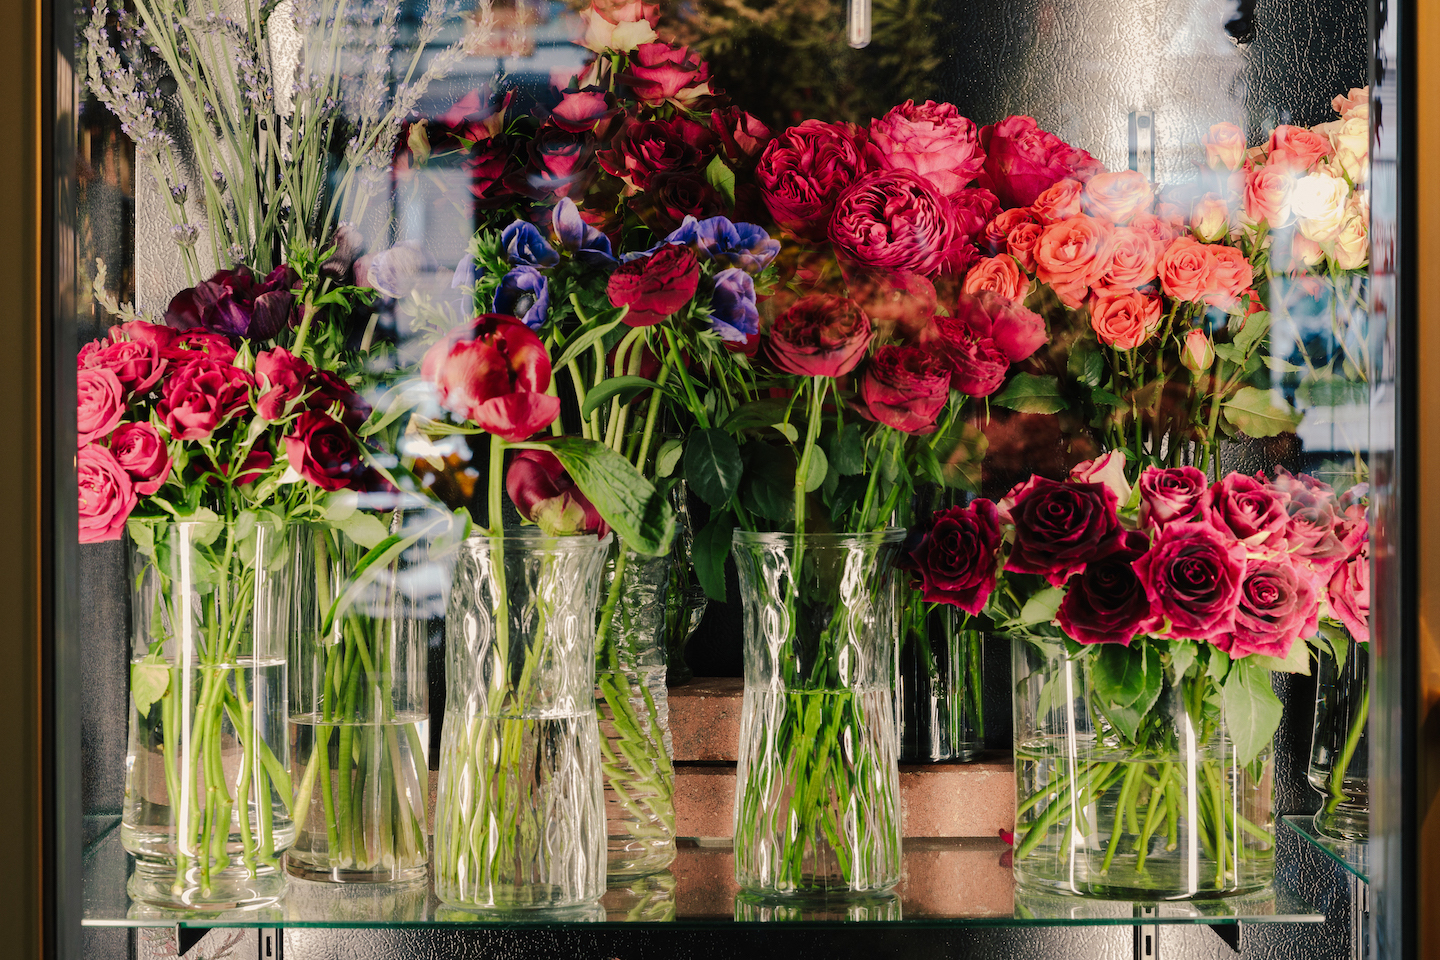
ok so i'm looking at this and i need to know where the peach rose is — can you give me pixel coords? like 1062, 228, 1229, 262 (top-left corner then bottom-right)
1104, 226, 1161, 288
1190, 193, 1230, 242
1204, 122, 1247, 171
1292, 170, 1350, 242
1006, 220, 1044, 272
1089, 286, 1162, 350
1129, 211, 1180, 246
1333, 86, 1370, 120
1030, 178, 1083, 224
963, 254, 1031, 301
1331, 198, 1369, 271
1327, 116, 1369, 183
1205, 245, 1255, 309
1267, 125, 1333, 173
1082, 170, 1154, 225
1272, 230, 1326, 271
1033, 215, 1114, 308
1158, 236, 1217, 303
1244, 163, 1295, 228
984, 207, 1040, 255
579, 5, 657, 51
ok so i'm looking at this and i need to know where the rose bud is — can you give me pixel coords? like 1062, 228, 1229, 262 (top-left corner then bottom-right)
284, 410, 366, 492
254, 348, 314, 421
1204, 122, 1247, 171
77, 368, 126, 445
859, 345, 951, 434
1190, 193, 1231, 242
156, 358, 253, 440
78, 443, 136, 544
1132, 521, 1248, 643
607, 245, 701, 327
421, 314, 561, 442
1069, 451, 1132, 505
869, 99, 984, 199
1181, 329, 1215, 373
766, 294, 873, 378
506, 448, 609, 537
977, 115, 1105, 209
1003, 476, 1121, 587
1056, 530, 1158, 645
1138, 465, 1207, 529
109, 421, 172, 495
904, 500, 1003, 614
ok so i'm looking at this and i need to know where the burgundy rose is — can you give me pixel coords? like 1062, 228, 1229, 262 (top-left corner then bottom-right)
755, 119, 878, 242
1138, 466, 1207, 530
926, 317, 1008, 397
1004, 476, 1121, 587
515, 125, 596, 200
464, 139, 520, 207
254, 348, 314, 421
77, 443, 135, 544
596, 115, 713, 192
977, 115, 1105, 209
164, 265, 297, 340
307, 370, 373, 432
1328, 537, 1370, 642
1056, 530, 1158, 645
109, 421, 171, 495
506, 448, 609, 537
641, 172, 723, 233
156, 358, 253, 440
766, 294, 872, 378
77, 367, 125, 445
88, 338, 166, 396
869, 99, 984, 198
950, 187, 1002, 247
905, 500, 1003, 614
710, 106, 772, 169
284, 411, 365, 492
860, 345, 951, 434
421, 314, 560, 442
1132, 521, 1247, 642
950, 290, 1046, 363
617, 42, 711, 105
830, 171, 966, 278
160, 330, 238, 365
607, 245, 700, 327
1200, 473, 1289, 548
1217, 553, 1319, 659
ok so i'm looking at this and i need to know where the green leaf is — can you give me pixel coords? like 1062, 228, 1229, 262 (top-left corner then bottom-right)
1168, 638, 1197, 681
704, 154, 737, 206
1222, 386, 1304, 438
1319, 619, 1351, 670
655, 438, 683, 478
1212, 343, 1248, 365
1091, 643, 1149, 709
1222, 660, 1284, 766
720, 398, 793, 434
130, 655, 169, 717
359, 382, 430, 438
692, 511, 735, 602
580, 375, 663, 419
739, 442, 795, 523
1206, 644, 1232, 683
992, 373, 1069, 414
1229, 311, 1272, 356
1249, 639, 1312, 675
770, 422, 799, 443
683, 428, 743, 509
522, 436, 677, 555
552, 313, 627, 371
331, 511, 391, 549
1068, 342, 1104, 388
825, 428, 866, 475
803, 445, 828, 493
1295, 376, 1369, 407
1089, 387, 1124, 407
1015, 585, 1064, 627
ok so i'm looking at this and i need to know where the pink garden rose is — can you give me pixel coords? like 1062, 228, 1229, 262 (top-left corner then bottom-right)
949, 290, 1046, 363
156, 358, 253, 441
830, 171, 968, 277
109, 421, 171, 495
756, 120, 877, 242
977, 115, 1104, 209
1219, 553, 1320, 659
1138, 466, 1207, 529
1328, 537, 1370, 642
77, 367, 125, 446
77, 443, 135, 543
1004, 476, 1120, 587
766, 295, 873, 378
1133, 521, 1247, 642
868, 100, 984, 197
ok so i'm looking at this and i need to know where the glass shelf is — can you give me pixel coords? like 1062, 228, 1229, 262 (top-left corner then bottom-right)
81, 817, 1325, 930
1282, 815, 1369, 884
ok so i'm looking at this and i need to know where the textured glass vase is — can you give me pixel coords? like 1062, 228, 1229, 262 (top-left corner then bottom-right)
122, 520, 295, 910
287, 511, 458, 883
730, 530, 905, 898
434, 531, 611, 910
595, 543, 677, 879
899, 591, 985, 762
1308, 637, 1369, 842
662, 481, 707, 686
1011, 640, 1275, 899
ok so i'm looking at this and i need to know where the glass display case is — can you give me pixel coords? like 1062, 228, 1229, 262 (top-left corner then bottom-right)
8, 0, 1435, 955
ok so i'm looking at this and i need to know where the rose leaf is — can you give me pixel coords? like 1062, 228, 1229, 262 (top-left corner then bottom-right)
1221, 660, 1284, 766
655, 438, 683, 478
523, 436, 677, 556
1221, 386, 1303, 438
1249, 639, 1313, 675
691, 511, 735, 603
1015, 585, 1064, 627
683, 428, 744, 509
991, 373, 1069, 415
130, 655, 170, 717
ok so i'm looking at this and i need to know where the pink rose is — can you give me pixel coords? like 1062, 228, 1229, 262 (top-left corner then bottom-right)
950, 188, 1002, 247
868, 99, 984, 197
1081, 170, 1154, 225
1217, 553, 1319, 659
156, 358, 253, 440
1103, 226, 1162, 287
1205, 245, 1255, 309
1089, 286, 1162, 350
77, 443, 135, 543
109, 422, 171, 495
1243, 163, 1295, 228
1133, 521, 1247, 642
77, 368, 126, 446
1068, 451, 1132, 505
756, 120, 878, 242
984, 207, 1040, 256
1030, 178, 1083, 224
977, 115, 1104, 209
1200, 472, 1289, 548
254, 348, 314, 421
1269, 468, 1354, 578
1328, 537, 1370, 642
616, 43, 711, 105
949, 290, 1046, 362
927, 317, 1008, 397
1138, 465, 1207, 529
1266, 125, 1333, 173
161, 330, 238, 365
109, 320, 178, 351
1006, 221, 1044, 272
1033, 215, 1114, 308
1190, 193, 1231, 243
830, 171, 966, 277
1129, 211, 1180, 246
710, 107, 772, 168
962, 255, 1030, 302
88, 338, 166, 396
1157, 236, 1217, 303
1204, 122, 1247, 171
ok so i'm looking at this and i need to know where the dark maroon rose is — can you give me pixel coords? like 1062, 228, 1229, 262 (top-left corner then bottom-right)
905, 500, 1003, 614
306, 369, 372, 432
514, 125, 596, 200
156, 357, 253, 440
596, 115, 713, 192
1216, 553, 1320, 659
254, 348, 314, 420
1004, 476, 1121, 587
755, 119, 878, 242
506, 448, 609, 537
925, 316, 1008, 397
88, 337, 166, 396
640, 172, 724, 233
607, 245, 701, 326
109, 421, 172, 495
977, 115, 1105, 209
284, 410, 366, 492
1138, 465, 1207, 530
1056, 530, 1157, 645
1132, 521, 1248, 643
710, 106, 772, 169
859, 344, 950, 434
465, 138, 520, 207
1200, 472, 1289, 548
766, 294, 873, 378
829, 171, 966, 278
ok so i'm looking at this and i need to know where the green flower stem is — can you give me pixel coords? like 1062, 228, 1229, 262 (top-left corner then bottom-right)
1325, 673, 1369, 815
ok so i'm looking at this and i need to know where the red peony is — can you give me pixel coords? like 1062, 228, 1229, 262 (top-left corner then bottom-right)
421, 315, 561, 442
607, 244, 701, 326
766, 294, 873, 378
859, 345, 951, 434
830, 171, 967, 277
869, 99, 985, 198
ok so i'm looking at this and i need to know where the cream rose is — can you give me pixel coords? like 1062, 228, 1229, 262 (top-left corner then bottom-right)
1190, 193, 1230, 242
1331, 197, 1369, 270
1204, 122, 1247, 171
1329, 116, 1369, 184
1292, 170, 1351, 242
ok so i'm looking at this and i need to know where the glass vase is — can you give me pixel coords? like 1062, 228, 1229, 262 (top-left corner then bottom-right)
121, 519, 295, 910
433, 531, 611, 910
662, 481, 706, 686
595, 543, 677, 879
1308, 636, 1369, 842
286, 510, 461, 882
898, 590, 985, 762
1011, 639, 1276, 900
730, 529, 906, 898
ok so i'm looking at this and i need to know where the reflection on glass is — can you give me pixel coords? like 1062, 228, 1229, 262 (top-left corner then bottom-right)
734, 889, 901, 922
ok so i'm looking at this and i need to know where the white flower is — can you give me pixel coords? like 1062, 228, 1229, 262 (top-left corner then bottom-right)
1292, 171, 1350, 242
1330, 196, 1369, 271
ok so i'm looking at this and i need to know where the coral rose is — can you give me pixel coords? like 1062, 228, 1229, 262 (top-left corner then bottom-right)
1243, 163, 1295, 228
1157, 236, 1217, 303
1103, 226, 1162, 288
1082, 170, 1154, 225
1204, 122, 1247, 171
962, 255, 1030, 302
984, 207, 1039, 256
1267, 124, 1333, 173
1030, 178, 1083, 224
1089, 287, 1162, 350
1033, 214, 1114, 308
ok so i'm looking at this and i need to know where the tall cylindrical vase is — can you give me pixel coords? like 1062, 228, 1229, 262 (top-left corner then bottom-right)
287, 512, 457, 882
1308, 636, 1369, 841
1011, 639, 1276, 899
122, 519, 295, 910
595, 543, 677, 879
898, 590, 985, 762
730, 530, 906, 899
434, 531, 611, 910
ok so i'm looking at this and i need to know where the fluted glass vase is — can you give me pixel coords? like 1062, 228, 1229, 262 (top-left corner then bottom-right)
434, 531, 611, 910
122, 519, 294, 910
730, 529, 906, 899
1308, 635, 1369, 841
594, 543, 676, 879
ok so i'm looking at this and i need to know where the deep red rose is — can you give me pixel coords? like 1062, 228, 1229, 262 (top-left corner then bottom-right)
641, 172, 724, 233
156, 357, 253, 440
506, 448, 609, 537
421, 314, 560, 442
830, 171, 966, 278
77, 443, 135, 543
514, 126, 596, 200
1216, 553, 1319, 659
977, 115, 1105, 209
160, 330, 238, 365
1132, 521, 1248, 643
596, 115, 713, 192
89, 338, 166, 396
76, 367, 125, 445
755, 120, 878, 242
1200, 472, 1289, 548
109, 421, 171, 495
949, 290, 1046, 363
766, 294, 872, 378
284, 411, 365, 492
465, 138, 520, 207
859, 345, 950, 434
1056, 530, 1158, 645
905, 500, 1002, 614
925, 316, 1008, 397
869, 99, 984, 198
1138, 465, 1207, 530
1004, 476, 1121, 587
617, 42, 711, 105
607, 245, 701, 326
109, 320, 178, 351
710, 106, 772, 168
306, 370, 372, 432
253, 348, 314, 420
